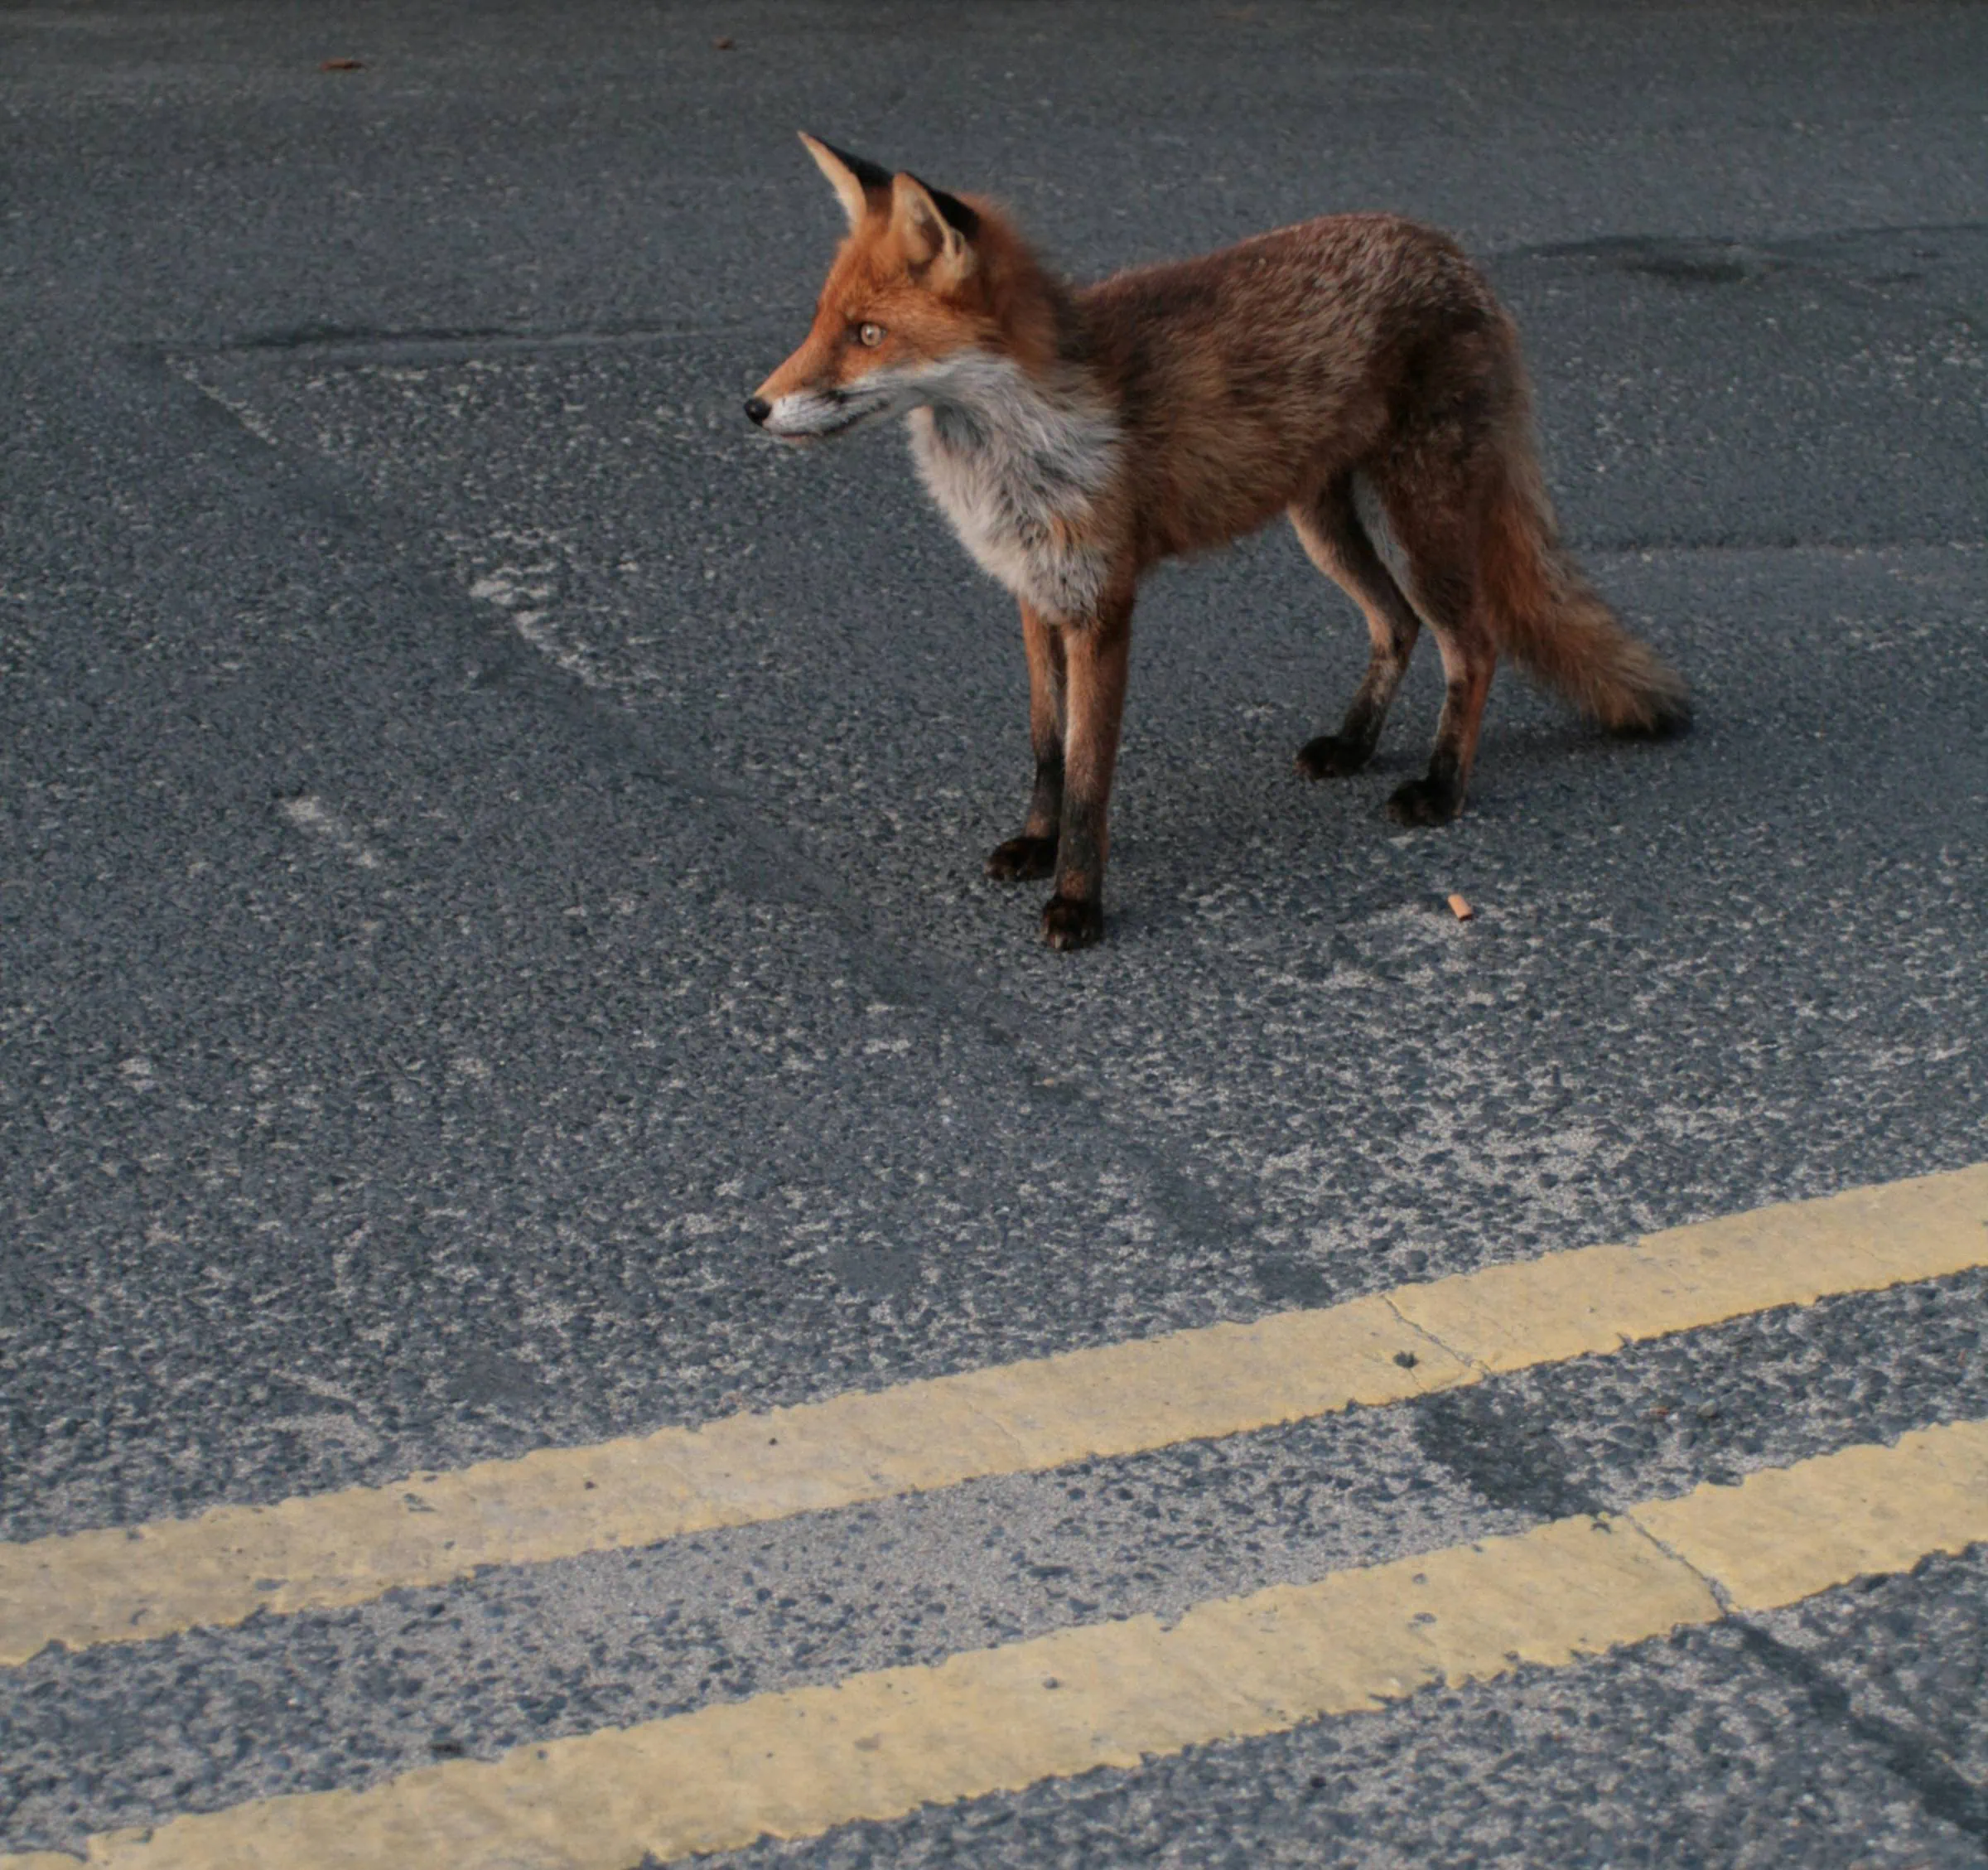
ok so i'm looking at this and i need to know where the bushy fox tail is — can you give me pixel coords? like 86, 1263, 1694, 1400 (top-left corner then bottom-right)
1479, 435, 1690, 736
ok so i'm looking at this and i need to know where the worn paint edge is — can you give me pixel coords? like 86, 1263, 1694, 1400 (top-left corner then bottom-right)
2, 1162, 1983, 1666
9, 1420, 1987, 1869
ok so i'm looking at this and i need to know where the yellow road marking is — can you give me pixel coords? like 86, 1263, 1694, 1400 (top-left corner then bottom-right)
7, 1419, 1986, 1870
1634, 1413, 1988, 1609
1390, 1162, 1988, 1370
2, 1162, 1984, 1667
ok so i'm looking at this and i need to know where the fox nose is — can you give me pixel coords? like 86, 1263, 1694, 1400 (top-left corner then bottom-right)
744, 395, 771, 426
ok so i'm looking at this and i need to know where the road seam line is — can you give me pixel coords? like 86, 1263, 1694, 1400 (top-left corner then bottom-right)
2, 1162, 1983, 1667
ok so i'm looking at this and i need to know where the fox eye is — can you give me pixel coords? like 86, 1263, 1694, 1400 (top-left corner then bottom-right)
853, 321, 885, 348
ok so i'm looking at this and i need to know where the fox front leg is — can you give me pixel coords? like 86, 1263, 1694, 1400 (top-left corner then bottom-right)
985, 602, 1064, 883
1039, 594, 1132, 950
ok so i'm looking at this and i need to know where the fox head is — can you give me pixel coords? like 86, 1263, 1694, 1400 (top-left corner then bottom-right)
746, 135, 1016, 442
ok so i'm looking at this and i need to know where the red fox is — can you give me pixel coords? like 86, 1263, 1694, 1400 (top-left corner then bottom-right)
749, 135, 1688, 949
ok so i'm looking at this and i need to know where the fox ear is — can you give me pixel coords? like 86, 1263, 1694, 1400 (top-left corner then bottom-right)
890, 172, 977, 282
799, 132, 892, 230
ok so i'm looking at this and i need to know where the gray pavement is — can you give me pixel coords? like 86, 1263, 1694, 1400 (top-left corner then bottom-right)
3, 2, 1987, 1864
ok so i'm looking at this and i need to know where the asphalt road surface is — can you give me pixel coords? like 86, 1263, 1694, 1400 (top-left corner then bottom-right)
4, 2, 1987, 1865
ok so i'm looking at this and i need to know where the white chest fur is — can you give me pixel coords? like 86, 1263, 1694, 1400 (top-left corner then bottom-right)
905, 354, 1122, 622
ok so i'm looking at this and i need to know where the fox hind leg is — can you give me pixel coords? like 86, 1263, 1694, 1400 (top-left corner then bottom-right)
1373, 462, 1498, 827
986, 602, 1064, 882
1288, 476, 1422, 780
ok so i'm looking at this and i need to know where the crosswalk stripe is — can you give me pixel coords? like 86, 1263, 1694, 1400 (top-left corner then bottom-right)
2, 1162, 1982, 1668
6, 1418, 1986, 1870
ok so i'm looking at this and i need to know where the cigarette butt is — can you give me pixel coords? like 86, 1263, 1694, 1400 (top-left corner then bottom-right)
1447, 893, 1474, 921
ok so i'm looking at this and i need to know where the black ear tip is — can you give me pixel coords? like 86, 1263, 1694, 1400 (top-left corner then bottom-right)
918, 181, 981, 240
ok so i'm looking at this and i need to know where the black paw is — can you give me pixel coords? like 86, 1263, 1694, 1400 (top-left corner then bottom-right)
1040, 894, 1105, 950
1295, 734, 1373, 780
986, 834, 1058, 882
1386, 776, 1464, 827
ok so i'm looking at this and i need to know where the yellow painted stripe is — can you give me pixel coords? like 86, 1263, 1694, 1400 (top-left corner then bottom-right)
7, 1420, 1986, 1870
1390, 1161, 1988, 1371
2, 1162, 1984, 1667
1632, 1412, 1988, 1609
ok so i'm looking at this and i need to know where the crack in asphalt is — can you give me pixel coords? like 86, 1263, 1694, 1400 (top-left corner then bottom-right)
161, 218, 1988, 369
